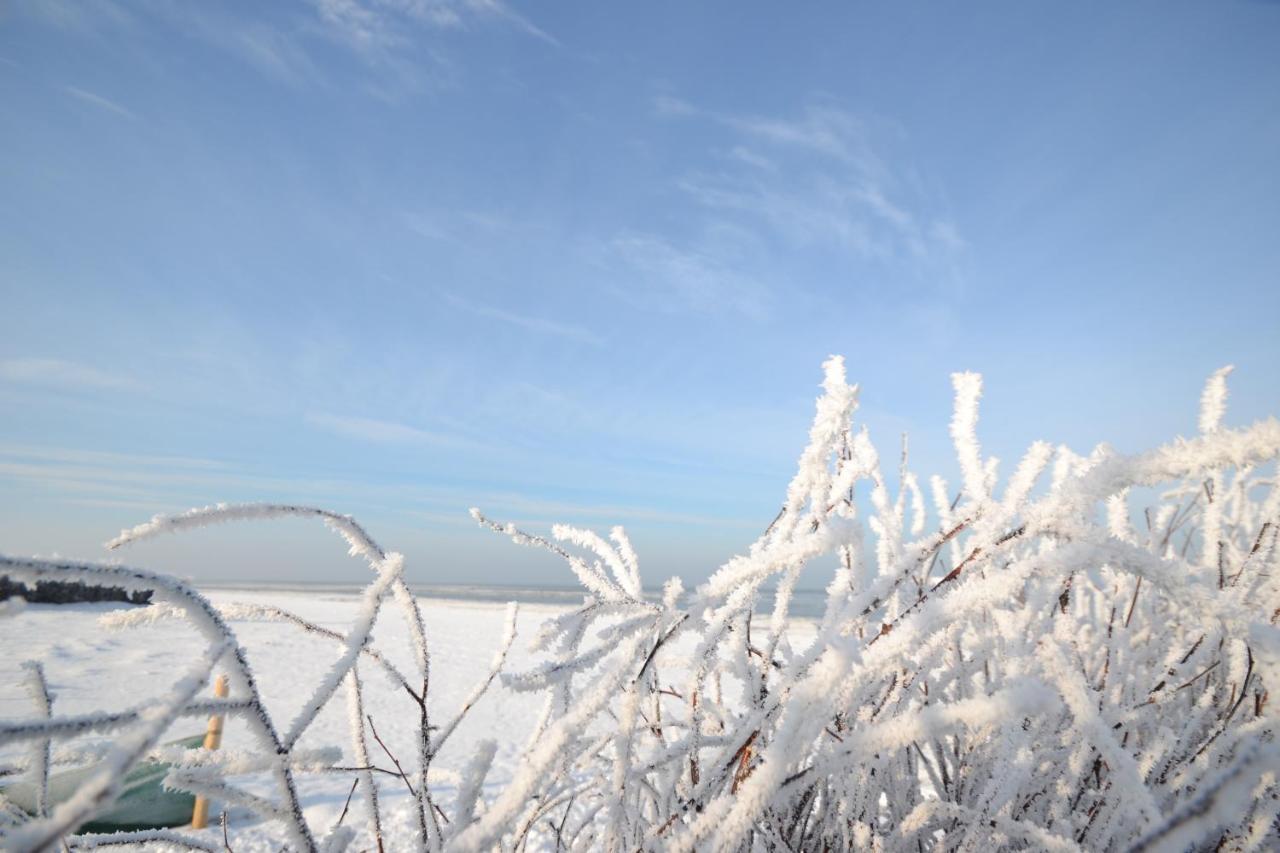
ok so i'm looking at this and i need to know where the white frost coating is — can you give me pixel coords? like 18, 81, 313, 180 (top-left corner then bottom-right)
1107, 488, 1137, 544
552, 524, 637, 599
1199, 364, 1234, 435
610, 526, 643, 598
950, 371, 987, 505
70, 829, 219, 850
448, 740, 497, 840
282, 553, 404, 749
1003, 440, 1052, 513
1131, 743, 1280, 852
449, 631, 650, 853
319, 826, 355, 853
779, 355, 859, 540
902, 471, 926, 537
105, 503, 387, 566
163, 767, 288, 819
899, 800, 1082, 852
471, 509, 626, 602
344, 667, 381, 851
20, 661, 52, 818
149, 746, 340, 775
97, 602, 186, 630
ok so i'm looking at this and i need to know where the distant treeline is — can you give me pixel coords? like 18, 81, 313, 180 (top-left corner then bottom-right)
0, 576, 153, 605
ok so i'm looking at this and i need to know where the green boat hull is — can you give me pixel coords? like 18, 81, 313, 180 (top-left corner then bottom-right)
2, 735, 205, 834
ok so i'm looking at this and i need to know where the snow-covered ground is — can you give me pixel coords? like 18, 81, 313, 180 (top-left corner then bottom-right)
2, 586, 822, 850
0, 588, 590, 850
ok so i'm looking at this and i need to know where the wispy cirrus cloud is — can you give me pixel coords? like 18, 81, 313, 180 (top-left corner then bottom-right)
601, 96, 964, 321
209, 20, 323, 85
0, 358, 141, 392
651, 93, 695, 117
0, 444, 225, 471
310, 0, 557, 55
62, 85, 135, 119
305, 412, 481, 447
0, 446, 380, 510
19, 1, 552, 98
441, 292, 603, 346
298, 0, 555, 98
16, 0, 133, 34
605, 232, 770, 320
0, 442, 741, 531
722, 105, 876, 164
653, 97, 965, 266
403, 207, 515, 243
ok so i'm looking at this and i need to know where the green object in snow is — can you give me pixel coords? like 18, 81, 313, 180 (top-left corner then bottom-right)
1, 734, 206, 834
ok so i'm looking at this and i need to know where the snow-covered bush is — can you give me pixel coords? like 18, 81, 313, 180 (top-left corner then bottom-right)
2, 358, 1278, 852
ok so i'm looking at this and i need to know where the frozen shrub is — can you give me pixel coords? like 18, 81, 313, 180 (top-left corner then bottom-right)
2, 358, 1277, 851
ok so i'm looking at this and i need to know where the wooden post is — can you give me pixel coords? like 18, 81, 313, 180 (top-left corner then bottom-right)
190, 674, 229, 830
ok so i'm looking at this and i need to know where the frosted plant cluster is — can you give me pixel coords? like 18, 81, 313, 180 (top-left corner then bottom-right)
1, 357, 1278, 852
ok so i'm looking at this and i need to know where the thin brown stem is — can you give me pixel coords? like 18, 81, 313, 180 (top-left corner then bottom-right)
365, 714, 417, 798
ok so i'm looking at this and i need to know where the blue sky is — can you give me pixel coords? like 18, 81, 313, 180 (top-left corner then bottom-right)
2, 1, 1278, 587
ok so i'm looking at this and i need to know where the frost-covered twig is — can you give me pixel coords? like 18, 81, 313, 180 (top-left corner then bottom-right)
69, 830, 220, 851
19, 662, 52, 819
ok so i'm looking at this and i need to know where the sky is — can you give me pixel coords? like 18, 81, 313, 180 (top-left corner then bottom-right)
1, 1, 1278, 588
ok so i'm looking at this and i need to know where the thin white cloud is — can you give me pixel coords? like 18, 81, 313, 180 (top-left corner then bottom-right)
313, 0, 410, 54
652, 93, 695, 117
404, 212, 451, 241
0, 444, 225, 471
607, 233, 770, 319
0, 457, 395, 517
229, 23, 322, 85
930, 220, 966, 251
0, 446, 741, 529
24, 0, 551, 98
0, 358, 141, 391
732, 111, 876, 186
675, 175, 882, 257
0, 445, 231, 507
461, 491, 747, 528
657, 98, 964, 267
62, 85, 135, 119
442, 292, 604, 346
727, 146, 774, 171
404, 208, 512, 242
466, 0, 560, 46
18, 0, 132, 34
21, 447, 683, 543
68, 496, 197, 511
306, 413, 477, 446
309, 0, 556, 57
